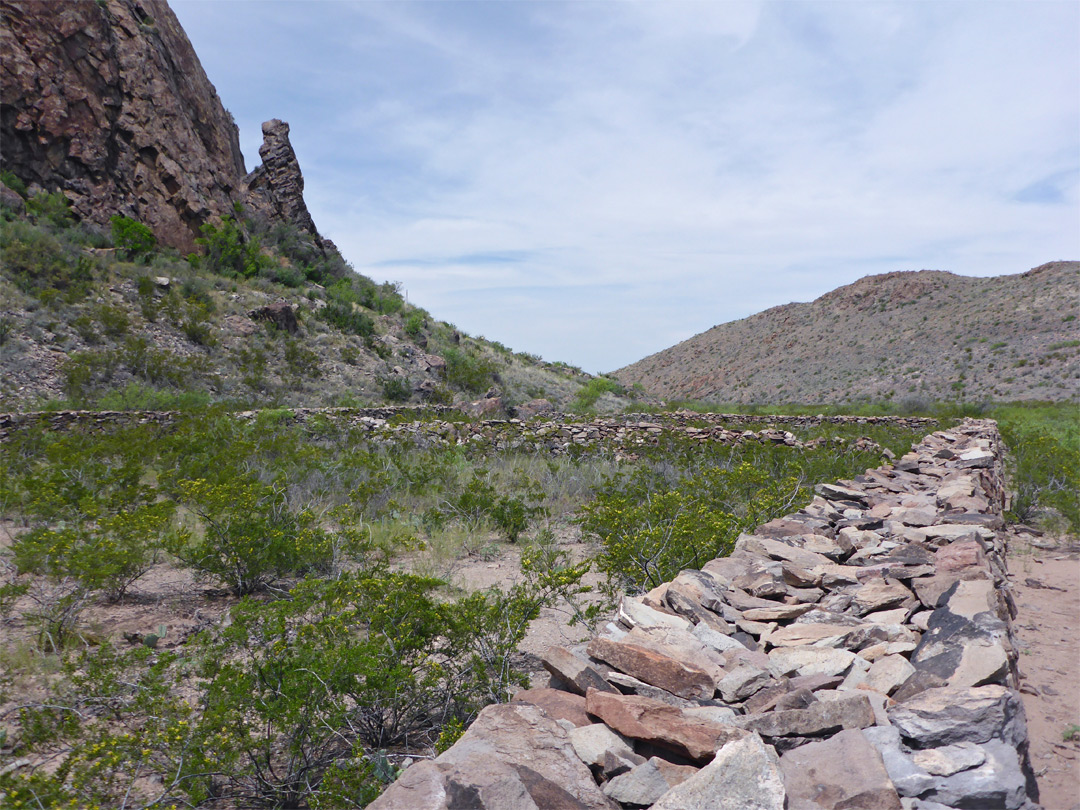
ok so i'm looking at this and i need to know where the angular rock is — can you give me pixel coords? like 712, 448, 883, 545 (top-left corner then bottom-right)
619, 596, 692, 632
887, 685, 1028, 748
602, 757, 698, 806
543, 646, 618, 696
691, 621, 748, 654
742, 603, 814, 621
769, 646, 858, 678
780, 729, 903, 810
910, 742, 986, 776
604, 671, 697, 709
569, 722, 638, 769
511, 687, 592, 728
736, 694, 875, 738
718, 664, 774, 703
651, 732, 786, 810
865, 654, 917, 696
765, 623, 855, 648
918, 740, 1035, 810
586, 636, 716, 700
863, 725, 937, 798
585, 689, 746, 764
851, 577, 915, 615
367, 703, 617, 809
816, 482, 870, 505
735, 534, 834, 570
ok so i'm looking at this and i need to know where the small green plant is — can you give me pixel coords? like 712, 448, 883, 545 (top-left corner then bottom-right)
1064, 724, 1080, 742
109, 215, 156, 260
404, 311, 425, 338
0, 168, 28, 197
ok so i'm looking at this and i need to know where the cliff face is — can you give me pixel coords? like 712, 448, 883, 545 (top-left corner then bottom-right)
0, 0, 329, 254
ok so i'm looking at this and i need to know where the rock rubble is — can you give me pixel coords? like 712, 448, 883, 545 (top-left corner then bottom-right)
370, 418, 1041, 810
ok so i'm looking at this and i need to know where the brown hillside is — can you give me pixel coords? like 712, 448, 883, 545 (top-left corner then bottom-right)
615, 262, 1080, 404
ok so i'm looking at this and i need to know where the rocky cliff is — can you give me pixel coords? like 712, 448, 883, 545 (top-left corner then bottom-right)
0, 0, 328, 254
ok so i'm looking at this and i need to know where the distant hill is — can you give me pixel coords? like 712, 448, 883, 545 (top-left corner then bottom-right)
615, 263, 1080, 405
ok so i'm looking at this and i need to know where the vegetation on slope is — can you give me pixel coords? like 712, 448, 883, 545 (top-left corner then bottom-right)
0, 410, 923, 807
615, 265, 1080, 405
0, 184, 619, 414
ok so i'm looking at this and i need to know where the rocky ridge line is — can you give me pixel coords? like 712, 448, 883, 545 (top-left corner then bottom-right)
370, 418, 1042, 810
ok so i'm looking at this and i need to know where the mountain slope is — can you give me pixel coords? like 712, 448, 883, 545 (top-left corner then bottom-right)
615, 264, 1080, 405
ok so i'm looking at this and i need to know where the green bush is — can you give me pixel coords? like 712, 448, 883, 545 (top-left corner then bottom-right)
0, 168, 28, 197
443, 347, 496, 394
167, 477, 342, 594
380, 375, 412, 402
572, 376, 624, 411
109, 215, 156, 260
26, 191, 74, 228
194, 216, 270, 278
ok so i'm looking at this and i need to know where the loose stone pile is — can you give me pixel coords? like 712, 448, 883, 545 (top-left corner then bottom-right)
369, 419, 1041, 810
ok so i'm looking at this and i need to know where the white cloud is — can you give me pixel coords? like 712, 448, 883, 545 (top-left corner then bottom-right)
171, 0, 1079, 373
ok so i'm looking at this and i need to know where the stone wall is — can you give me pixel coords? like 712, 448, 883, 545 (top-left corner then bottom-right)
370, 419, 1042, 810
0, 407, 934, 456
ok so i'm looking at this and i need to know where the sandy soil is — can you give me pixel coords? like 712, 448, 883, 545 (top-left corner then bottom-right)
1010, 532, 1080, 810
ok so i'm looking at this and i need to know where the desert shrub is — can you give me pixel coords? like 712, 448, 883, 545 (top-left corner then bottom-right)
404, 311, 425, 338
996, 403, 1079, 531
443, 347, 496, 394
380, 375, 411, 402
0, 219, 93, 301
194, 216, 270, 278
109, 215, 156, 260
25, 190, 74, 228
94, 302, 129, 337
321, 299, 375, 337
0, 168, 28, 197
167, 476, 348, 594
572, 376, 624, 411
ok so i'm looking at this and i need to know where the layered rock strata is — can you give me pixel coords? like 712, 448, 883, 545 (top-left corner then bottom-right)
371, 419, 1042, 810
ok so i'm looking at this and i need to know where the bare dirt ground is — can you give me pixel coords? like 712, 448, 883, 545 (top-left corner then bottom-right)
1010, 531, 1080, 810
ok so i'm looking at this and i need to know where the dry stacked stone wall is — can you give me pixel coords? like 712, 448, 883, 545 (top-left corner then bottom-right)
0, 408, 934, 457
370, 418, 1041, 810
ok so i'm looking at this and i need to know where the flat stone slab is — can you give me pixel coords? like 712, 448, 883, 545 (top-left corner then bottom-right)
587, 636, 716, 700
736, 694, 876, 738
585, 688, 746, 764
543, 646, 619, 697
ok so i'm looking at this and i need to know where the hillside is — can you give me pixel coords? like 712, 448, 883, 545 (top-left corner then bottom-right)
615, 264, 1080, 405
0, 193, 623, 413
0, 0, 632, 414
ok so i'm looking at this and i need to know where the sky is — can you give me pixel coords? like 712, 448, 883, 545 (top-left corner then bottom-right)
170, 0, 1080, 374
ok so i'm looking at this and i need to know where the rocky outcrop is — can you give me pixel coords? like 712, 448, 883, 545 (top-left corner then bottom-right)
371, 418, 1043, 810
241, 119, 334, 256
0, 0, 332, 254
